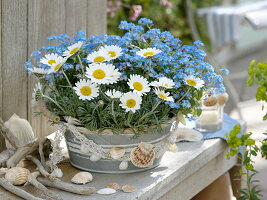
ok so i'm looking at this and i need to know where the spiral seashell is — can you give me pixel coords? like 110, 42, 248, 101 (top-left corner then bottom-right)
106, 182, 120, 190
203, 96, 217, 107
109, 147, 125, 160
130, 142, 155, 168
216, 93, 229, 105
119, 161, 128, 170
121, 184, 135, 193
90, 154, 101, 162
71, 172, 93, 184
5, 167, 30, 185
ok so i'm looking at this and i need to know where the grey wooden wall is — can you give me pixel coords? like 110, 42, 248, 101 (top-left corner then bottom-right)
0, 0, 107, 151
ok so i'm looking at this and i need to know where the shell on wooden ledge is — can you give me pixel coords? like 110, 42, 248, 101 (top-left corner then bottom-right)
5, 167, 30, 185
106, 182, 120, 190
121, 184, 135, 193
176, 128, 203, 142
97, 188, 116, 195
71, 172, 93, 184
109, 147, 125, 160
4, 114, 35, 148
130, 142, 155, 168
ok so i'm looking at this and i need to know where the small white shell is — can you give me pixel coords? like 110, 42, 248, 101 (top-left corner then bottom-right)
80, 144, 90, 154
97, 188, 116, 195
4, 114, 35, 148
51, 168, 63, 178
109, 147, 125, 160
119, 161, 128, 170
168, 144, 178, 152
71, 172, 93, 184
176, 128, 203, 142
90, 154, 101, 162
121, 184, 135, 193
5, 167, 30, 185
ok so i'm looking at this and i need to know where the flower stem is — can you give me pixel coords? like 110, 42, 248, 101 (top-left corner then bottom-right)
111, 100, 118, 125
176, 87, 191, 104
42, 95, 66, 113
77, 54, 85, 77
138, 100, 162, 123
62, 70, 72, 88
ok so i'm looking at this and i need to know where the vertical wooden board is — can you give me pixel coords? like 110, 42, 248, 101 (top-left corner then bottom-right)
27, 0, 66, 138
2, 0, 28, 121
87, 0, 107, 35
65, 0, 88, 36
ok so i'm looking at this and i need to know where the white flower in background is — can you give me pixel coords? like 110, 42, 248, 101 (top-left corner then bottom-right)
40, 53, 62, 66
28, 67, 53, 75
49, 56, 67, 73
150, 77, 175, 89
136, 47, 162, 58
154, 88, 174, 102
184, 75, 205, 89
127, 74, 150, 95
120, 92, 142, 113
105, 89, 123, 99
32, 82, 43, 106
86, 49, 110, 63
99, 45, 123, 60
86, 63, 121, 84
63, 41, 83, 57
73, 79, 99, 101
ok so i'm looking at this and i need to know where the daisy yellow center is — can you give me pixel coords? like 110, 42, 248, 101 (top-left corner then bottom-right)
143, 52, 155, 57
126, 99, 137, 108
54, 63, 62, 71
108, 51, 117, 57
93, 69, 106, 79
48, 59, 56, 65
164, 84, 169, 87
158, 93, 167, 99
133, 82, 144, 91
186, 80, 197, 86
70, 47, 79, 55
93, 56, 105, 62
80, 86, 92, 96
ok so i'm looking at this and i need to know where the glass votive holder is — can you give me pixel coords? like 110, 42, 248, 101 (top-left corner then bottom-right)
195, 104, 224, 132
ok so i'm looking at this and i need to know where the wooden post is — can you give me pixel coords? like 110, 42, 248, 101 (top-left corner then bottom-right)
0, 0, 107, 148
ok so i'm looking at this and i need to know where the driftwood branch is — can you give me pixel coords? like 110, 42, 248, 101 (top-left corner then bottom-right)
26, 156, 55, 181
38, 139, 49, 171
28, 171, 61, 200
0, 177, 44, 200
37, 177, 96, 195
0, 148, 15, 167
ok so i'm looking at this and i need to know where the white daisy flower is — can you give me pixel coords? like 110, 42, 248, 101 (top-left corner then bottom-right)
99, 45, 123, 60
49, 56, 67, 73
154, 88, 174, 102
40, 53, 61, 66
184, 75, 205, 89
28, 67, 53, 75
105, 89, 123, 99
86, 63, 121, 85
136, 47, 162, 58
73, 79, 99, 101
150, 77, 175, 89
63, 41, 83, 57
86, 49, 110, 63
120, 92, 142, 113
127, 74, 150, 95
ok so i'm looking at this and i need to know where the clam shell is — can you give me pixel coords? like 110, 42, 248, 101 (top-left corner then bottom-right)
121, 184, 135, 193
4, 114, 35, 148
5, 167, 30, 185
130, 142, 155, 168
97, 188, 116, 195
109, 147, 125, 160
106, 182, 120, 190
71, 172, 93, 184
203, 96, 217, 107
119, 161, 128, 170
176, 128, 203, 142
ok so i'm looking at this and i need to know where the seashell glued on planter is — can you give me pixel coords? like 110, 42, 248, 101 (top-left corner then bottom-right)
5, 167, 30, 185
130, 142, 155, 168
71, 172, 93, 184
109, 147, 125, 160
119, 161, 128, 170
97, 188, 116, 195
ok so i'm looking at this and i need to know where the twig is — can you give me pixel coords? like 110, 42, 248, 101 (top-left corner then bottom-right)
28, 171, 61, 200
0, 177, 44, 200
0, 148, 15, 167
37, 177, 96, 195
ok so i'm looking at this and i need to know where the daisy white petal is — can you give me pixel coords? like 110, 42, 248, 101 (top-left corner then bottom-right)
86, 49, 110, 63
63, 41, 83, 57
154, 88, 174, 102
127, 74, 150, 95
105, 89, 123, 99
28, 67, 53, 75
99, 45, 123, 60
136, 47, 162, 58
40, 53, 61, 66
184, 75, 204, 89
120, 91, 142, 113
150, 77, 175, 89
73, 79, 99, 100
49, 56, 67, 73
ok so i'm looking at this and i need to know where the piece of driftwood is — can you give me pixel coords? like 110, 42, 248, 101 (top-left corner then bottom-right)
37, 177, 96, 195
28, 171, 61, 200
0, 148, 15, 167
38, 139, 49, 171
0, 177, 45, 200
26, 155, 55, 181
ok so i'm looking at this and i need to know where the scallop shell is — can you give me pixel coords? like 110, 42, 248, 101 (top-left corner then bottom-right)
130, 142, 155, 168
216, 93, 229, 105
121, 184, 135, 193
90, 154, 101, 162
119, 161, 128, 170
203, 96, 217, 107
176, 128, 203, 142
5, 167, 30, 185
106, 182, 120, 190
109, 147, 125, 160
97, 188, 116, 195
71, 172, 93, 184
4, 114, 35, 148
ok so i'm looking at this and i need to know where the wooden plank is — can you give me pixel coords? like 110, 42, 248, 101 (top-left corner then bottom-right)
2, 0, 28, 120
27, 0, 66, 138
0, 0, 4, 151
65, 0, 88, 36
87, 0, 107, 35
